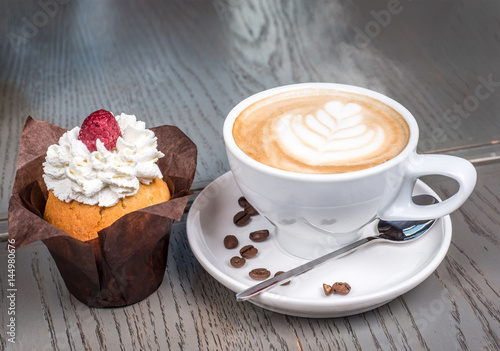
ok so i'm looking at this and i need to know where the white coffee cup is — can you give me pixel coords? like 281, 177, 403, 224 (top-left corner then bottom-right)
223, 83, 476, 259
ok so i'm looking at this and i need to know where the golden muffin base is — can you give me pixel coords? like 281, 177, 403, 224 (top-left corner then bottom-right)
43, 178, 171, 241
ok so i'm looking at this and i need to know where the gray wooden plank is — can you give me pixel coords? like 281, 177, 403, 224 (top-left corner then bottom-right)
1, 1, 500, 350
2, 1, 500, 213
2, 156, 500, 351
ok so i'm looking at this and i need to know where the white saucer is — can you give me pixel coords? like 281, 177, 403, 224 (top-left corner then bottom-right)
186, 171, 452, 318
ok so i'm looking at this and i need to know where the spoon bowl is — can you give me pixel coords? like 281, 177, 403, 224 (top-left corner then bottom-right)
377, 194, 438, 242
236, 194, 438, 301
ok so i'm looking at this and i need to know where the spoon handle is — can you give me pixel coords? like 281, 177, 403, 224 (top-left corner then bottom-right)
236, 236, 378, 301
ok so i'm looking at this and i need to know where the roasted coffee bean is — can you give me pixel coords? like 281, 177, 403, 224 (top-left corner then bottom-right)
223, 235, 239, 249
323, 283, 333, 296
249, 229, 269, 242
249, 268, 271, 280
238, 196, 259, 216
239, 245, 258, 258
233, 210, 251, 226
332, 282, 351, 295
238, 196, 250, 208
230, 256, 246, 268
244, 205, 258, 216
274, 271, 290, 286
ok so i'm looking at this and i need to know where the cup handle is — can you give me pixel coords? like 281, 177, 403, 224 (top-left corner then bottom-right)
379, 154, 477, 220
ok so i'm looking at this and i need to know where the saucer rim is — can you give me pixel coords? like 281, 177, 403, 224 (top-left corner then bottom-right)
186, 171, 452, 318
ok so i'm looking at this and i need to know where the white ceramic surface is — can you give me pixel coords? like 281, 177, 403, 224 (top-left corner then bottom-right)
186, 172, 452, 318
223, 83, 474, 259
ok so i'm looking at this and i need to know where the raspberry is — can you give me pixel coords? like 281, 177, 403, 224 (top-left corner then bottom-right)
78, 109, 122, 152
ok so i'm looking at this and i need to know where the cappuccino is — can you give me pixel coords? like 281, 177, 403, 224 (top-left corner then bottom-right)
233, 88, 410, 174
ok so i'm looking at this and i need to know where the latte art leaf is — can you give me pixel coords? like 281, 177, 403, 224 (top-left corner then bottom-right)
275, 101, 386, 166
232, 88, 410, 174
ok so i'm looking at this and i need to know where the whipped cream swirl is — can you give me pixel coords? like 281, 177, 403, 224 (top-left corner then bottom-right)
274, 101, 385, 166
43, 113, 164, 207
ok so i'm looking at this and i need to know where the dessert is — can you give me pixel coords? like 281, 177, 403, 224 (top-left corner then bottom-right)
9, 113, 197, 307
42, 110, 171, 241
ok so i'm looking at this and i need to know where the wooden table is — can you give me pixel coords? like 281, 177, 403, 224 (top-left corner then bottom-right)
1, 1, 499, 350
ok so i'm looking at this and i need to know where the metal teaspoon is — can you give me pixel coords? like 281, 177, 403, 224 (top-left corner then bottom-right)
236, 194, 438, 302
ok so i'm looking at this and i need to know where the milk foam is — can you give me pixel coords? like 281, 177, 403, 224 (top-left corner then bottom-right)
274, 101, 385, 166
232, 88, 410, 174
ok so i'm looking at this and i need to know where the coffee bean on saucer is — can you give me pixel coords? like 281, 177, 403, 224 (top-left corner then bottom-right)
230, 256, 246, 268
223, 235, 239, 249
249, 268, 271, 280
238, 196, 258, 216
238, 196, 250, 208
239, 245, 258, 259
332, 282, 351, 295
233, 210, 251, 226
244, 205, 258, 216
323, 283, 333, 296
274, 271, 290, 286
249, 229, 269, 242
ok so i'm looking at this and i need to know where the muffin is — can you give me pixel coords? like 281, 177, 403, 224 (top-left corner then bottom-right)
44, 178, 170, 241
9, 113, 197, 307
42, 109, 170, 241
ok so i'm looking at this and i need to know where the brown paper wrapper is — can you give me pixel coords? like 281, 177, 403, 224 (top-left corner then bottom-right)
8, 117, 197, 307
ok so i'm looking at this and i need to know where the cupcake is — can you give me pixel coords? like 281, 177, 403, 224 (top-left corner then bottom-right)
42, 110, 171, 241
8, 112, 197, 307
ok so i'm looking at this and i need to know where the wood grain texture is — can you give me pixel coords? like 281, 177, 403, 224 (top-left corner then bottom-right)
1, 158, 500, 350
2, 0, 500, 212
1, 0, 500, 350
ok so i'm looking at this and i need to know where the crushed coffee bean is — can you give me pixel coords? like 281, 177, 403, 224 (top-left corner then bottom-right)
238, 196, 258, 216
223, 235, 239, 249
249, 268, 271, 280
274, 271, 290, 286
233, 210, 251, 226
249, 229, 269, 242
239, 245, 258, 259
323, 283, 333, 296
230, 256, 246, 268
332, 282, 351, 295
